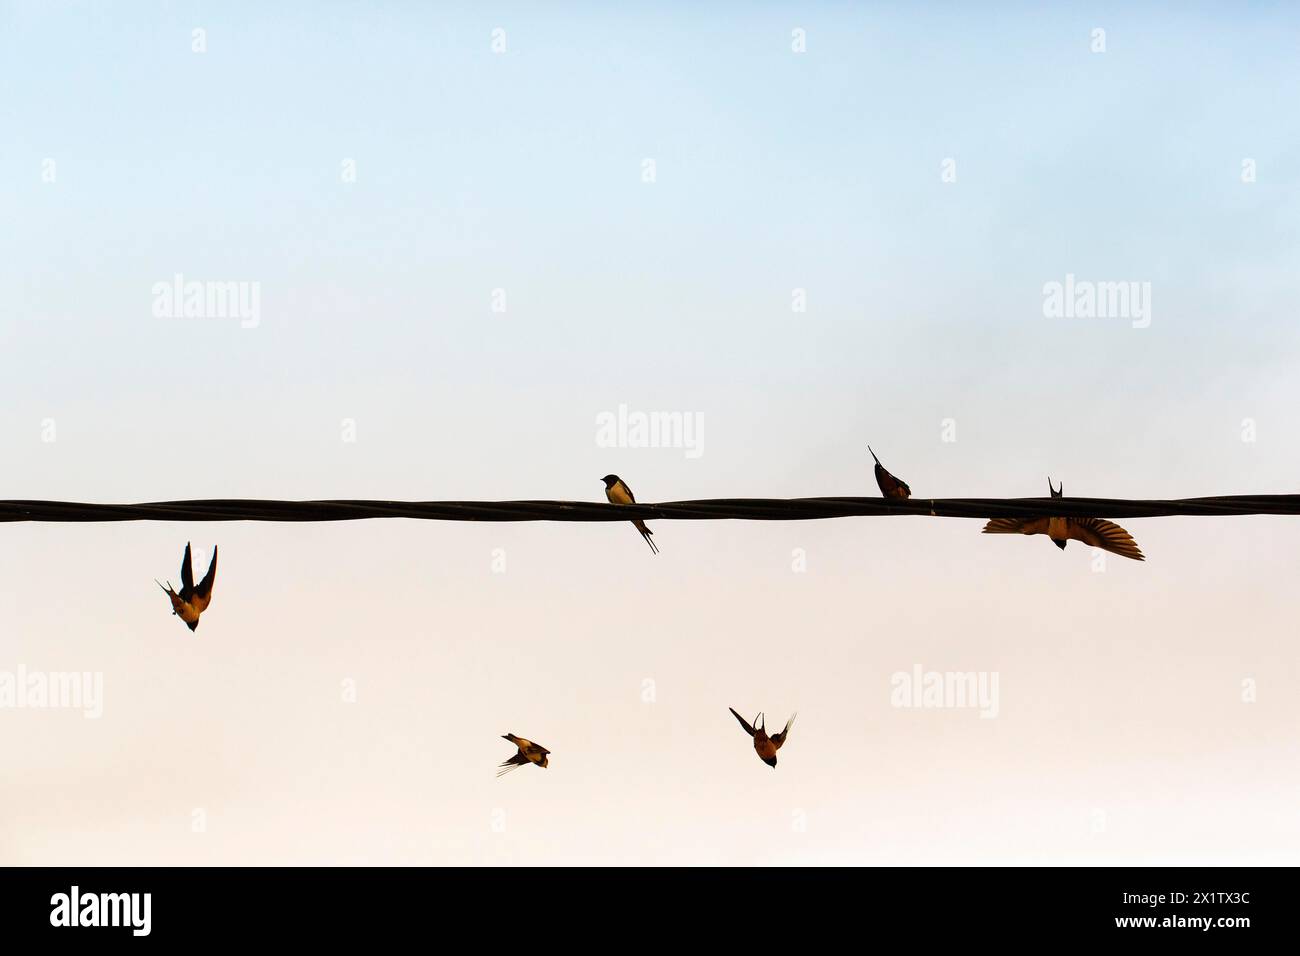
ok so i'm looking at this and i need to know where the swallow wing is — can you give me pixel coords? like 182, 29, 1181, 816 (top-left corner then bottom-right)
1066, 517, 1145, 561
188, 546, 218, 612
874, 466, 910, 498
178, 542, 195, 599
770, 713, 797, 750
728, 707, 756, 737
982, 517, 1051, 536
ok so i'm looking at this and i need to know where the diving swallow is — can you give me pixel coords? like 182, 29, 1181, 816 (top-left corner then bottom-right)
601, 474, 658, 554
729, 707, 796, 768
498, 733, 550, 776
156, 542, 218, 631
869, 446, 911, 499
982, 478, 1144, 561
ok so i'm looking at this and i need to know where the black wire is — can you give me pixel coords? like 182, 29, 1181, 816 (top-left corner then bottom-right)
1, 495, 1298, 523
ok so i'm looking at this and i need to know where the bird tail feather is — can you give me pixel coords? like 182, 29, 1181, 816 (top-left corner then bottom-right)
634, 519, 659, 555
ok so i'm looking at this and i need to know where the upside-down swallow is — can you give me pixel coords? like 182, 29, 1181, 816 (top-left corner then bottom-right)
498, 733, 550, 776
729, 707, 796, 768
869, 446, 911, 499
982, 478, 1144, 561
601, 474, 658, 554
156, 542, 218, 631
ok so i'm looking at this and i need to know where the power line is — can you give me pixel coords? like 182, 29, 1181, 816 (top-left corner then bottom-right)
1, 494, 1298, 523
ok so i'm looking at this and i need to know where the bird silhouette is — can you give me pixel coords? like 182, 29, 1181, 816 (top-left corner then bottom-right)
869, 446, 911, 499
729, 707, 796, 768
156, 542, 218, 631
982, 478, 1144, 561
498, 733, 551, 776
601, 474, 658, 554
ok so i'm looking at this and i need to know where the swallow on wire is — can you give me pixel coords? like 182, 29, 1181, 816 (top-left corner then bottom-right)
729, 707, 796, 768
156, 542, 218, 631
601, 474, 658, 554
869, 446, 911, 499
982, 478, 1145, 561
498, 733, 550, 776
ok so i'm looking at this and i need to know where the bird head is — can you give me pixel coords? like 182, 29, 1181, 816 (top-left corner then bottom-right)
762, 755, 778, 768
538, 755, 549, 769
600, 475, 619, 489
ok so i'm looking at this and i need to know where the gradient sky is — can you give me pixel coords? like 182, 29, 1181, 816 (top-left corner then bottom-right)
2, 1, 1299, 865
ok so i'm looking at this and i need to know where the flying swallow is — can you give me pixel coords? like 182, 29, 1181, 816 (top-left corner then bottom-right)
601, 474, 658, 554
729, 707, 796, 768
498, 733, 551, 776
982, 478, 1144, 561
869, 446, 911, 499
156, 542, 218, 631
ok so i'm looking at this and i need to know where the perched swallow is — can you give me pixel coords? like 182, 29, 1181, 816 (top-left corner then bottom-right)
729, 707, 796, 769
869, 446, 911, 499
982, 478, 1144, 561
156, 542, 218, 631
601, 474, 658, 554
498, 733, 551, 776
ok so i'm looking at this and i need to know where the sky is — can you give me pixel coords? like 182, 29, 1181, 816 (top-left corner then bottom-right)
1, 1, 1298, 865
